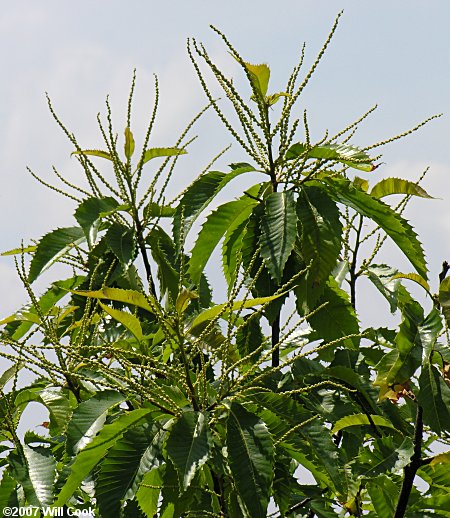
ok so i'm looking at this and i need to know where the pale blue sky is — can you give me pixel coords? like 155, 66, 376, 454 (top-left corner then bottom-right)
1, 0, 450, 314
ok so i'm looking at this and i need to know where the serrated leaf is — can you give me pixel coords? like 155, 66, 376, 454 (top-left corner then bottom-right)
304, 277, 359, 351
105, 222, 136, 267
301, 419, 347, 495
39, 387, 73, 435
331, 414, 397, 434
430, 452, 450, 465
55, 408, 154, 506
23, 445, 56, 506
143, 202, 176, 219
365, 264, 414, 313
139, 147, 186, 167
175, 288, 198, 315
259, 191, 297, 282
324, 176, 428, 279
28, 227, 85, 283
0, 472, 17, 512
266, 92, 289, 106
222, 218, 247, 291
99, 301, 143, 341
374, 299, 429, 391
1, 245, 36, 256
96, 424, 163, 517
166, 411, 210, 491
296, 186, 342, 310
189, 293, 284, 332
236, 315, 264, 361
188, 193, 258, 284
370, 177, 433, 199
66, 390, 127, 455
366, 475, 399, 517
147, 228, 179, 301
0, 362, 24, 390
173, 165, 256, 250
418, 364, 450, 435
391, 272, 431, 294
439, 276, 450, 327
72, 287, 155, 314
286, 142, 374, 172
136, 467, 163, 517
124, 127, 135, 159
72, 149, 113, 161
234, 59, 270, 97
227, 403, 273, 517
74, 196, 120, 241
353, 176, 369, 192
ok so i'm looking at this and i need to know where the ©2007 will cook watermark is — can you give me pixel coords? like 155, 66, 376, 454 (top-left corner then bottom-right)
2, 506, 95, 517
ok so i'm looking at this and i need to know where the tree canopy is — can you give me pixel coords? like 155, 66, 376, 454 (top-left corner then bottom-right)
1, 14, 449, 518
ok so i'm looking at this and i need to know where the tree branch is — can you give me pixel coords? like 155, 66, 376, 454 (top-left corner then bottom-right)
394, 405, 423, 518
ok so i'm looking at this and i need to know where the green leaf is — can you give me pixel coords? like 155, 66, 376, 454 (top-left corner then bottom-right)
1, 245, 36, 256
23, 445, 56, 506
105, 222, 136, 267
0, 362, 24, 390
188, 193, 258, 284
189, 293, 284, 332
124, 127, 135, 159
419, 307, 443, 361
417, 494, 450, 514
370, 177, 433, 199
72, 149, 113, 161
173, 165, 256, 250
222, 219, 247, 291
374, 299, 428, 390
365, 264, 413, 313
331, 414, 398, 434
147, 228, 180, 301
166, 411, 211, 491
266, 92, 289, 106
236, 315, 264, 361
175, 288, 198, 315
73, 287, 155, 314
139, 147, 186, 167
0, 472, 17, 512
418, 364, 450, 435
66, 390, 127, 455
28, 227, 85, 283
353, 176, 369, 192
296, 186, 342, 311
366, 475, 399, 517
96, 424, 163, 517
324, 176, 428, 279
226, 403, 274, 517
136, 467, 163, 517
391, 273, 431, 295
55, 408, 154, 506
143, 202, 176, 219
38, 387, 73, 435
439, 277, 450, 327
286, 142, 375, 172
304, 277, 359, 351
99, 301, 144, 341
259, 191, 297, 282
74, 196, 120, 240
243, 61, 271, 97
